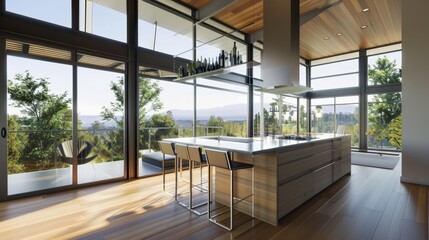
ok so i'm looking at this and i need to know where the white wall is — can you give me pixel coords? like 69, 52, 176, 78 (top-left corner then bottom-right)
401, 0, 429, 185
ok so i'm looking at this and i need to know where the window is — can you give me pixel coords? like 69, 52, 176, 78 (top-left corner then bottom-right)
80, 0, 127, 42
310, 97, 359, 147
311, 59, 359, 91
336, 96, 359, 147
368, 51, 402, 86
311, 98, 335, 134
259, 93, 299, 136
367, 93, 401, 150
138, 78, 194, 177
138, 1, 193, 59
77, 63, 125, 184
300, 64, 307, 86
196, 81, 248, 137
6, 0, 71, 28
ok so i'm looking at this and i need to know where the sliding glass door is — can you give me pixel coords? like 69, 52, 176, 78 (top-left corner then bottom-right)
6, 55, 73, 195
0, 40, 126, 199
77, 65, 125, 184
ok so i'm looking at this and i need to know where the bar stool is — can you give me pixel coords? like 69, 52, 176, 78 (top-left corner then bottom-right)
175, 144, 208, 215
158, 141, 177, 198
205, 148, 254, 231
188, 145, 208, 193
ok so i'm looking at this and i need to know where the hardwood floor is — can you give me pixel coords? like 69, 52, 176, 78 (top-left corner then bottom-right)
0, 162, 427, 240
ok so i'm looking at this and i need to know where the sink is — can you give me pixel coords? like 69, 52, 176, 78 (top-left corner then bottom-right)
276, 135, 317, 141
206, 136, 255, 143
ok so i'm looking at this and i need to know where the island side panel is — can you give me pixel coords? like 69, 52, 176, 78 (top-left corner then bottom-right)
214, 151, 279, 226
277, 136, 351, 220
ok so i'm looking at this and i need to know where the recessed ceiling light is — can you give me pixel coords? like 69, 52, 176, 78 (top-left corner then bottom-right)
362, 7, 370, 12
323, 36, 330, 40
361, 25, 368, 29
336, 32, 343, 36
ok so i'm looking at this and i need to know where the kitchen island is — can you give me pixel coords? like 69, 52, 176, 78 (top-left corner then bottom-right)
164, 134, 351, 226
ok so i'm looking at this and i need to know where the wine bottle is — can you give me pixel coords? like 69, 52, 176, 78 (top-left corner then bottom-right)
221, 50, 225, 68
218, 53, 223, 68
232, 42, 237, 65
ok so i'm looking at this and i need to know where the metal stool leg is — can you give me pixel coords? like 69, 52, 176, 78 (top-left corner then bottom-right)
162, 154, 165, 192
189, 161, 193, 211
230, 169, 234, 230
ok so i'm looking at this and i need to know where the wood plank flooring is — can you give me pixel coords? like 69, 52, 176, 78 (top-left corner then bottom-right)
0, 162, 427, 240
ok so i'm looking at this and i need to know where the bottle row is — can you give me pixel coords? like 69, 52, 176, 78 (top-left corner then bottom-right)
177, 42, 244, 78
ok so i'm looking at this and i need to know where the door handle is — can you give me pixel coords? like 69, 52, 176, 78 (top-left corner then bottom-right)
1, 127, 6, 138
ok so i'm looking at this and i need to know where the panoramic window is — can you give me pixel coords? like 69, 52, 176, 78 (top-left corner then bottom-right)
336, 96, 359, 147
80, 0, 127, 42
368, 51, 402, 86
311, 98, 335, 134
310, 97, 359, 147
300, 64, 307, 86
259, 93, 299, 136
311, 59, 359, 91
138, 78, 193, 177
299, 98, 308, 134
196, 81, 248, 137
138, 1, 193, 59
6, 0, 71, 28
7, 55, 73, 195
367, 93, 402, 150
77, 65, 125, 184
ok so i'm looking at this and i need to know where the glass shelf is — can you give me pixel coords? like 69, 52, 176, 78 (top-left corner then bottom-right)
173, 61, 260, 82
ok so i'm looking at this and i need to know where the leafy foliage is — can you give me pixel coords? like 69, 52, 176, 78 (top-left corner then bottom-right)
8, 71, 72, 171
7, 115, 24, 174
101, 77, 175, 152
101, 76, 163, 128
368, 57, 402, 146
388, 115, 402, 149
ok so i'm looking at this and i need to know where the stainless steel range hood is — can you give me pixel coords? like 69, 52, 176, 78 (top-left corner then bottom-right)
258, 0, 312, 95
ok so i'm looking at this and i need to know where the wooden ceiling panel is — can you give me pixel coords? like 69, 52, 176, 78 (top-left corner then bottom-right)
179, 0, 401, 60
214, 0, 263, 34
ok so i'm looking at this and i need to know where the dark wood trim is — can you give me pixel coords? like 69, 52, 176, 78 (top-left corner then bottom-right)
127, 0, 138, 179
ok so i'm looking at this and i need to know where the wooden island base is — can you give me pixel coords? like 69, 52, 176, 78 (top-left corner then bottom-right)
214, 135, 351, 226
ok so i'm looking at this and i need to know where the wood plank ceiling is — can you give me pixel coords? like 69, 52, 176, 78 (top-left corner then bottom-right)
180, 0, 401, 60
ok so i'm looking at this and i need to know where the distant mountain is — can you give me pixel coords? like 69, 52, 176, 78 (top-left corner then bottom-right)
78, 103, 358, 129
79, 115, 118, 128
168, 103, 248, 121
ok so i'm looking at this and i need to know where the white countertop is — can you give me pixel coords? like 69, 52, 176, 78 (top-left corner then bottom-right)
163, 134, 347, 154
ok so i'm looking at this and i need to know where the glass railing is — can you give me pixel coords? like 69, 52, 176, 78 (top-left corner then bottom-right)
7, 128, 125, 195
7, 128, 124, 175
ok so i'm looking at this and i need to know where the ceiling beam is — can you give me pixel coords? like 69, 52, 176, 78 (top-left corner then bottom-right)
300, 0, 342, 25
248, 0, 343, 43
195, 0, 240, 24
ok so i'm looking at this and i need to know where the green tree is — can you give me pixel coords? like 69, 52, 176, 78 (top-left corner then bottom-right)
101, 77, 175, 152
101, 76, 163, 128
368, 57, 402, 145
8, 71, 72, 170
145, 113, 177, 149
7, 115, 24, 174
207, 115, 224, 135
388, 115, 402, 149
